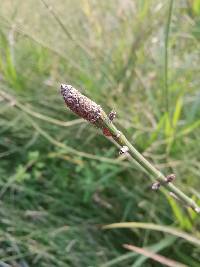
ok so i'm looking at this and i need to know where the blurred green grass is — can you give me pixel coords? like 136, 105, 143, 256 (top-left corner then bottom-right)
0, 0, 200, 266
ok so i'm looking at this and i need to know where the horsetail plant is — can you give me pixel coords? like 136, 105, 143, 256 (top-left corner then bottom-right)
60, 84, 200, 213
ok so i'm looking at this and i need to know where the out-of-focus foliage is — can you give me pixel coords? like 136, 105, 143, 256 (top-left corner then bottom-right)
0, 0, 200, 266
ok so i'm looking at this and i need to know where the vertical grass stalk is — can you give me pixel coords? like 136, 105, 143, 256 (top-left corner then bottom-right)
164, 0, 174, 115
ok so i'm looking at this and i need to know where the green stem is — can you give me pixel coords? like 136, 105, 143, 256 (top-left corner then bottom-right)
59, 83, 200, 213
101, 111, 200, 213
164, 0, 173, 115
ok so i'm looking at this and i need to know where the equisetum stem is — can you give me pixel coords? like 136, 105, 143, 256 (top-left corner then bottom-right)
101, 111, 200, 213
60, 84, 200, 213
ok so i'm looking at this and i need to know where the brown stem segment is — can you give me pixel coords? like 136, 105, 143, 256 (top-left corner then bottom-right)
61, 84, 200, 213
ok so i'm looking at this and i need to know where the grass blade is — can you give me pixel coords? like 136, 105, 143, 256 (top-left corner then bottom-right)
103, 222, 200, 246
124, 243, 187, 267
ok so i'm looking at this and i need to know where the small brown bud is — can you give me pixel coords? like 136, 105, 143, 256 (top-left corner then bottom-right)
61, 84, 103, 124
152, 181, 160, 190
165, 174, 176, 183
108, 110, 116, 122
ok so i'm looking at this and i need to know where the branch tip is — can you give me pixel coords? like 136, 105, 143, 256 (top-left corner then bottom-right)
60, 83, 103, 124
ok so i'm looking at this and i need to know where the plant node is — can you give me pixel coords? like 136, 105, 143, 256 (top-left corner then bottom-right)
119, 146, 129, 155
108, 110, 116, 122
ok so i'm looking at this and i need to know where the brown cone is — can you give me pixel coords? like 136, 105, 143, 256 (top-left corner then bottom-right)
61, 84, 103, 124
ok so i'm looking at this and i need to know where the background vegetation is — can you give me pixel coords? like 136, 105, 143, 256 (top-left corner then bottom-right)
0, 0, 200, 266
